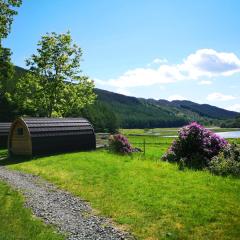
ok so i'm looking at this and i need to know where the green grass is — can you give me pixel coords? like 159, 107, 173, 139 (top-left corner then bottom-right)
3, 149, 240, 240
122, 128, 240, 159
0, 148, 8, 158
128, 135, 173, 159
0, 180, 64, 240
128, 135, 239, 159
229, 138, 240, 145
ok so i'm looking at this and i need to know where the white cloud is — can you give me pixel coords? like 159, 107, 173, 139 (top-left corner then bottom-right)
167, 95, 187, 101
104, 65, 184, 88
152, 58, 168, 64
206, 92, 236, 101
181, 49, 240, 79
147, 58, 168, 67
227, 104, 240, 112
95, 49, 240, 89
198, 80, 213, 85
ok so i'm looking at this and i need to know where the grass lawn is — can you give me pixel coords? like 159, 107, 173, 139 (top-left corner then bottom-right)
127, 135, 239, 159
0, 180, 64, 240
128, 136, 173, 159
0, 149, 8, 159
2, 149, 240, 240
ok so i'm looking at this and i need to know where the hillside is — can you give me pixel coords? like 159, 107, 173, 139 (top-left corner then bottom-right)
14, 66, 238, 128
168, 100, 237, 119
95, 88, 239, 128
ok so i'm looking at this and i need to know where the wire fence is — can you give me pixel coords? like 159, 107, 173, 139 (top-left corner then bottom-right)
96, 133, 171, 156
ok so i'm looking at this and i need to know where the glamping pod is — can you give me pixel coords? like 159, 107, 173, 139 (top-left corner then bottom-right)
0, 123, 11, 148
9, 118, 96, 156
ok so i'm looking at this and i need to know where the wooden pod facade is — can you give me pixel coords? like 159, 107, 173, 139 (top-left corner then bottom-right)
0, 123, 11, 148
9, 118, 96, 156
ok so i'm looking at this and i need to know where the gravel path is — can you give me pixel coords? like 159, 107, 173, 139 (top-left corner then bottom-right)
0, 166, 134, 240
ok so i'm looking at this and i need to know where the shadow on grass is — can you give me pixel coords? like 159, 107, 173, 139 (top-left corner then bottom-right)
0, 148, 99, 167
0, 152, 33, 166
0, 148, 57, 166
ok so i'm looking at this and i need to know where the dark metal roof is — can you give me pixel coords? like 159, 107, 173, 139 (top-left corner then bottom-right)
23, 118, 94, 138
0, 123, 11, 136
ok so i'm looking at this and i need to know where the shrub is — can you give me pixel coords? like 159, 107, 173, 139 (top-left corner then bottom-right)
162, 122, 228, 169
109, 134, 133, 154
209, 144, 240, 177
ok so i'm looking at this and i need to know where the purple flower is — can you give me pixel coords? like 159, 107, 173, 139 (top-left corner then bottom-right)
109, 134, 133, 154
162, 122, 228, 168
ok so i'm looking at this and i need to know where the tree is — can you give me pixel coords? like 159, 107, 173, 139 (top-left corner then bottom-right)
0, 47, 14, 95
0, 0, 22, 89
0, 0, 22, 121
79, 101, 119, 133
0, 0, 22, 43
14, 32, 96, 117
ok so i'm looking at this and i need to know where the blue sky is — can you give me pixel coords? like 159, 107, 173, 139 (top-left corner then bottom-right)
4, 0, 240, 112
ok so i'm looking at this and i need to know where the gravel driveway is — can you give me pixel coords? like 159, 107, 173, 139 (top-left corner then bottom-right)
0, 166, 134, 240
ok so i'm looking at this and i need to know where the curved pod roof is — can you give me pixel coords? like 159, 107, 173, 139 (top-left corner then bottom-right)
9, 118, 96, 156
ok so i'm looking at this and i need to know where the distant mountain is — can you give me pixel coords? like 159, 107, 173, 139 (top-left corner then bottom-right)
151, 99, 238, 119
14, 66, 238, 128
95, 89, 239, 128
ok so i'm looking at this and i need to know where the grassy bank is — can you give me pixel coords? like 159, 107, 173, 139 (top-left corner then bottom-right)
127, 136, 173, 159
0, 180, 64, 240
126, 135, 239, 159
3, 149, 240, 240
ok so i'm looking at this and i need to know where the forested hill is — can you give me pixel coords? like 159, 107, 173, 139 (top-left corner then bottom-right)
95, 88, 239, 128
158, 99, 238, 119
13, 66, 238, 129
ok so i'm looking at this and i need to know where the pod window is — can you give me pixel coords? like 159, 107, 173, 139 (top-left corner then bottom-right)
17, 128, 24, 136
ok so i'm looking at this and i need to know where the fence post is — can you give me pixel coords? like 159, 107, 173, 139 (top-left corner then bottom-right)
143, 138, 146, 156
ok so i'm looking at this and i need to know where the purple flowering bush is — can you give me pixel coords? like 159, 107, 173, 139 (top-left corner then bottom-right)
109, 134, 133, 154
162, 122, 228, 169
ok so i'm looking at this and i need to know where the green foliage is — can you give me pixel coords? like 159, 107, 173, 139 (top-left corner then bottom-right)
0, 47, 16, 121
0, 95, 18, 121
4, 64, 238, 128
6, 150, 240, 240
221, 115, 240, 128
0, 181, 64, 240
79, 101, 119, 133
96, 89, 188, 128
0, 0, 22, 42
209, 144, 240, 177
95, 89, 236, 129
0, 0, 22, 121
170, 100, 238, 119
13, 32, 96, 117
0, 47, 14, 94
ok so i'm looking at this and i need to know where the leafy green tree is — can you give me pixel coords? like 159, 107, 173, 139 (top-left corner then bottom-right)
79, 101, 119, 133
0, 47, 14, 95
0, 0, 22, 121
0, 0, 22, 43
0, 0, 22, 91
14, 32, 96, 117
